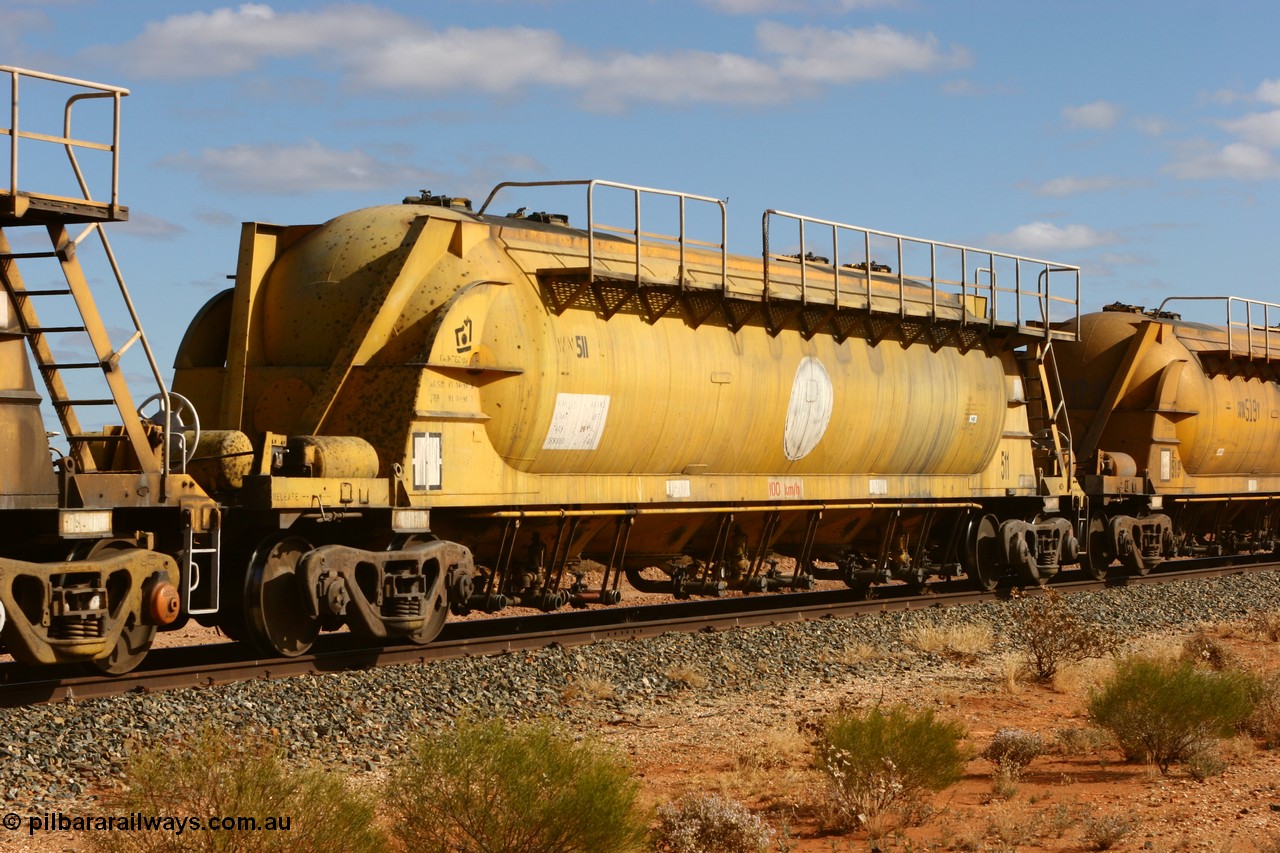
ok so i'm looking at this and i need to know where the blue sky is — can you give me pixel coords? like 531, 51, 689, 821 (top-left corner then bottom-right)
5, 0, 1280, 377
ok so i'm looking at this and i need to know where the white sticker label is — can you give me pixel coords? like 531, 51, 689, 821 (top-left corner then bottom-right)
783, 356, 833, 461
1249, 479, 1258, 492
666, 479, 691, 498
412, 432, 442, 491
869, 478, 889, 496
0, 293, 9, 328
543, 393, 610, 451
1160, 448, 1172, 481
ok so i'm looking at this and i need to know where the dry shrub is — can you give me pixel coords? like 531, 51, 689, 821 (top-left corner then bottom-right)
562, 675, 617, 702
823, 641, 886, 666
903, 620, 993, 660
1244, 669, 1280, 748
1180, 628, 1237, 671
652, 793, 775, 853
733, 729, 808, 774
982, 728, 1045, 801
1246, 609, 1280, 642
1051, 657, 1113, 696
665, 663, 709, 689
1080, 811, 1141, 850
1010, 591, 1118, 681
994, 653, 1024, 695
1053, 725, 1112, 757
982, 728, 1046, 777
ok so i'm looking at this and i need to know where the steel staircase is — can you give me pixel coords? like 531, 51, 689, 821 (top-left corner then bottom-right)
0, 66, 173, 476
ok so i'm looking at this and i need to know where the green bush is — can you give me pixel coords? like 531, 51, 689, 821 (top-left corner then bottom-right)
384, 717, 647, 853
1088, 655, 1256, 774
652, 793, 774, 853
817, 704, 968, 832
90, 726, 383, 853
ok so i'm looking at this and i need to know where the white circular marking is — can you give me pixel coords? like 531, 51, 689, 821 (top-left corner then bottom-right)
783, 356, 834, 461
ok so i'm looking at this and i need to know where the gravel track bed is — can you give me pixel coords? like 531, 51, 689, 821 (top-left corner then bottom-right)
3, 571, 1278, 810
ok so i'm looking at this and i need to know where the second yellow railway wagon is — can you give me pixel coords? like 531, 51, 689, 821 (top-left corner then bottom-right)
1055, 301, 1280, 574
175, 180, 1086, 655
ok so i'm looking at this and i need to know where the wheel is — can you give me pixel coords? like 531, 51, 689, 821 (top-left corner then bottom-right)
70, 538, 158, 675
393, 535, 450, 646
962, 514, 1001, 592
91, 622, 157, 675
1085, 512, 1113, 580
137, 391, 202, 470
244, 534, 319, 657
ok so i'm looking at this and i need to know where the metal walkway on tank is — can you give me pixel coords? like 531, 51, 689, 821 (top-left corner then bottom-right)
478, 178, 1082, 345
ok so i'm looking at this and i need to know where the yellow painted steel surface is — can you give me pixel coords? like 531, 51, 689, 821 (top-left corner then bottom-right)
433, 278, 1006, 477
1058, 310, 1280, 490
175, 203, 1045, 509
0, 292, 57, 507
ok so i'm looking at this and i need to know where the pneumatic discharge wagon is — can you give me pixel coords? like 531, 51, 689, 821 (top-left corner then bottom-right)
2, 67, 1276, 674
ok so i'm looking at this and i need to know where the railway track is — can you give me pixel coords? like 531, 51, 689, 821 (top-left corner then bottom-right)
3, 555, 1277, 708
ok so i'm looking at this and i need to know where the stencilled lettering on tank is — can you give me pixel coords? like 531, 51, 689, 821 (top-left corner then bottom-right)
558, 335, 592, 359
543, 393, 610, 451
412, 432, 443, 490
783, 356, 834, 461
767, 477, 803, 500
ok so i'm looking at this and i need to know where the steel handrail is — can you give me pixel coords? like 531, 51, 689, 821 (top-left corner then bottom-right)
479, 179, 729, 291
763, 209, 1081, 338
1157, 295, 1280, 362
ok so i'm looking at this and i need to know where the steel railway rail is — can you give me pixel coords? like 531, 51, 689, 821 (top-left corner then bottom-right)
3, 555, 1276, 708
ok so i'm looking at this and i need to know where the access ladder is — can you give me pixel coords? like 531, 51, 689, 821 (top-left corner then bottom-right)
0, 65, 174, 475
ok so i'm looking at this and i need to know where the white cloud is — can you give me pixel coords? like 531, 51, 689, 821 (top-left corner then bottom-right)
758, 22, 969, 84
158, 141, 434, 194
351, 26, 573, 94
1062, 100, 1122, 131
93, 5, 966, 109
1255, 79, 1280, 105
97, 4, 415, 78
1165, 142, 1280, 181
986, 222, 1119, 255
1033, 175, 1137, 197
580, 51, 786, 110
1222, 109, 1280, 148
1166, 78, 1280, 183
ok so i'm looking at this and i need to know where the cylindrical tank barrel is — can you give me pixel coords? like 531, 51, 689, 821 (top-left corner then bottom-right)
250, 205, 1010, 482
